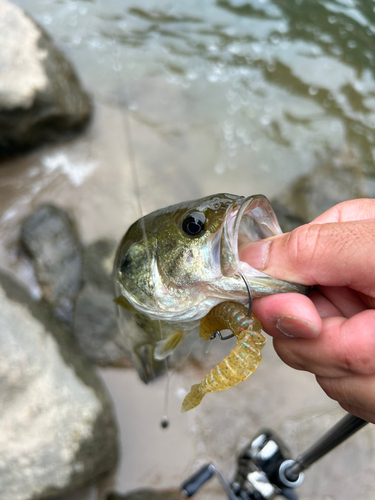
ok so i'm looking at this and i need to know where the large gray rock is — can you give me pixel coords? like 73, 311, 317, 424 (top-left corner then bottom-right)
0, 0, 91, 157
21, 204, 82, 324
0, 271, 118, 500
272, 149, 375, 232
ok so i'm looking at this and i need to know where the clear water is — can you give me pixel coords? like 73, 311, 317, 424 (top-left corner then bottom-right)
13, 0, 375, 197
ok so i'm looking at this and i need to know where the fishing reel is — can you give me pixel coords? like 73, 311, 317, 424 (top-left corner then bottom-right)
181, 429, 300, 500
181, 414, 367, 500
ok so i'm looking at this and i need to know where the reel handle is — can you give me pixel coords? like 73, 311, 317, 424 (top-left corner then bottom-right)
181, 464, 215, 497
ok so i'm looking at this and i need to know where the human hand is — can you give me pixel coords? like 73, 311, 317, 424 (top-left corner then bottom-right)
239, 198, 375, 423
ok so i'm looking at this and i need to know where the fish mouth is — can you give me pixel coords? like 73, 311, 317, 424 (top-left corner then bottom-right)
220, 195, 282, 277
219, 195, 310, 297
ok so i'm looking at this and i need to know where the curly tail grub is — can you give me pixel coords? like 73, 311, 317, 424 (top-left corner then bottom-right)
181, 302, 265, 412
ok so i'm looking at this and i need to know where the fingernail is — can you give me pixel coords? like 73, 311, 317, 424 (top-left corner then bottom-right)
242, 240, 270, 270
276, 316, 319, 338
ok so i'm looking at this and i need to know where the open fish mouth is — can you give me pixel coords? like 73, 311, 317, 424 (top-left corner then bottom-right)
220, 195, 282, 277
219, 195, 310, 297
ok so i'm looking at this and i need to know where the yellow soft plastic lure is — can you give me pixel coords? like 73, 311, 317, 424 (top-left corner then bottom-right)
181, 301, 266, 412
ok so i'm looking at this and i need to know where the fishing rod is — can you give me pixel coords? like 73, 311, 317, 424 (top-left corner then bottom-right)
181, 413, 368, 499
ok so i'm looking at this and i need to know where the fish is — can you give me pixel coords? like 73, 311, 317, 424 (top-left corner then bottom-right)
113, 193, 309, 403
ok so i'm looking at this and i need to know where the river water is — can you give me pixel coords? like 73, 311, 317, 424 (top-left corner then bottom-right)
11, 0, 375, 198
2, 1, 375, 499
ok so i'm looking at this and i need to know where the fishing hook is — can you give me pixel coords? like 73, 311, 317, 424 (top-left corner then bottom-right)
210, 330, 236, 341
210, 270, 253, 341
238, 269, 253, 318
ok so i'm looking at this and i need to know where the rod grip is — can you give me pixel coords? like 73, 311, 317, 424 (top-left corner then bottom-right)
288, 414, 368, 477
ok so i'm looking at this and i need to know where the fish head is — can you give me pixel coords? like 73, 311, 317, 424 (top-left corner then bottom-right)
114, 193, 307, 323
114, 194, 236, 317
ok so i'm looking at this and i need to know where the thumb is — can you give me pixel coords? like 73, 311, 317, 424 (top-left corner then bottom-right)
240, 219, 375, 294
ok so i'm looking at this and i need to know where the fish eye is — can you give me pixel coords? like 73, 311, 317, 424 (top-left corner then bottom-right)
182, 212, 206, 237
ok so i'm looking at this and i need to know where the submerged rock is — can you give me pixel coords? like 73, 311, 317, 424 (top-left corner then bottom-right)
21, 204, 132, 367
272, 149, 375, 232
73, 239, 133, 368
0, 271, 118, 500
0, 0, 91, 157
21, 204, 82, 324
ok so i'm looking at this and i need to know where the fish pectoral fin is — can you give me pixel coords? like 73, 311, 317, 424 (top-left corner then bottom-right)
132, 343, 166, 383
114, 295, 136, 312
154, 331, 184, 360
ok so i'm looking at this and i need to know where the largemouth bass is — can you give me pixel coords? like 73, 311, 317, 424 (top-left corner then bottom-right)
113, 193, 308, 391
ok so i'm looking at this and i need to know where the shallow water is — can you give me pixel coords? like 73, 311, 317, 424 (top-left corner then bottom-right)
2, 0, 375, 499
12, 0, 375, 193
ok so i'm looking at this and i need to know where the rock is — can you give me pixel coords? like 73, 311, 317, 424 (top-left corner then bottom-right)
107, 489, 184, 500
0, 270, 118, 500
82, 239, 116, 295
21, 204, 82, 324
73, 239, 133, 367
271, 149, 375, 232
73, 281, 132, 368
20, 204, 133, 367
270, 198, 306, 233
0, 0, 91, 157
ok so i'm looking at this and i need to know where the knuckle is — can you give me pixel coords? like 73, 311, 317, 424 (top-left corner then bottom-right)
273, 339, 306, 371
317, 376, 352, 405
341, 342, 363, 375
285, 224, 323, 274
317, 376, 342, 402
340, 319, 375, 375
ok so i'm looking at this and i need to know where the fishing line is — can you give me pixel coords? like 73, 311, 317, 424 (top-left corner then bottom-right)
205, 340, 214, 355
168, 337, 201, 376
104, 0, 171, 427
295, 405, 342, 425
161, 359, 170, 428
116, 59, 172, 428
161, 336, 204, 427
